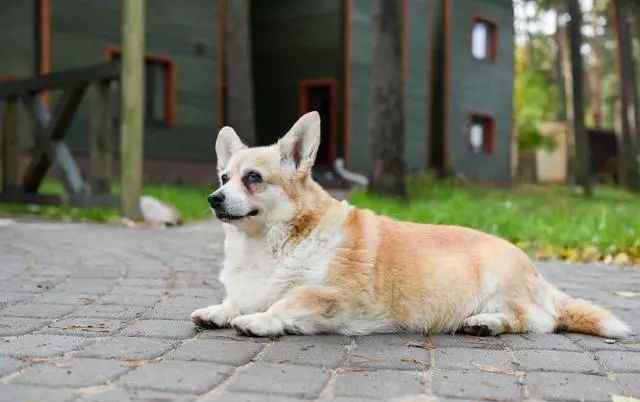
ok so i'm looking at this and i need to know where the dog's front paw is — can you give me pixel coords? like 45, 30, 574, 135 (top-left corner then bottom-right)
231, 313, 284, 337
191, 304, 233, 328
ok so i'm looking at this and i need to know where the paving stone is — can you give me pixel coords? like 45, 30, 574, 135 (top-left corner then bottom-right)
11, 357, 130, 387
334, 369, 426, 399
164, 296, 221, 309
167, 338, 262, 365
500, 333, 582, 351
347, 340, 430, 370
141, 304, 195, 321
432, 369, 521, 401
52, 278, 114, 294
118, 278, 168, 288
0, 277, 61, 293
0, 303, 77, 319
119, 360, 232, 393
0, 334, 89, 358
0, 317, 49, 336
72, 304, 147, 320
433, 347, 513, 371
75, 336, 174, 360
121, 319, 197, 339
565, 333, 630, 351
616, 373, 640, 396
596, 351, 640, 372
227, 362, 330, 399
197, 328, 274, 343
526, 372, 623, 402
430, 334, 506, 350
514, 349, 601, 373
0, 356, 24, 376
38, 317, 126, 337
0, 384, 77, 402
99, 294, 160, 307
199, 392, 306, 402
0, 292, 34, 306
260, 338, 346, 368
32, 292, 97, 305
75, 387, 195, 402
110, 287, 167, 296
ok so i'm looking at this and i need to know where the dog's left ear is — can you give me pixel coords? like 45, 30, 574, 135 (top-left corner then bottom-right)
215, 126, 247, 171
278, 111, 321, 176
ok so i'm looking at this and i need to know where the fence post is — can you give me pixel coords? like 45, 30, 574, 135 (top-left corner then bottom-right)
120, 0, 145, 220
1, 98, 20, 194
90, 81, 113, 195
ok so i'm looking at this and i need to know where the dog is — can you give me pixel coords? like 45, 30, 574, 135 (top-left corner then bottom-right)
191, 111, 631, 339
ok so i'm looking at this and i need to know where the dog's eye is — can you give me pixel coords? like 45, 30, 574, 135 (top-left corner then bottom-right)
220, 174, 229, 185
245, 171, 263, 185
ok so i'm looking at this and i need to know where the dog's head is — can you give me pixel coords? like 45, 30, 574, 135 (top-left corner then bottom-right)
209, 111, 321, 230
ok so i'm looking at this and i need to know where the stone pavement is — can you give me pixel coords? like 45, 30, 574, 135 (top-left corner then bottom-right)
0, 219, 639, 402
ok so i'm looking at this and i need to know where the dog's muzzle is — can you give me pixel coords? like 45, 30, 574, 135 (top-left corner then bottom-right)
208, 192, 225, 210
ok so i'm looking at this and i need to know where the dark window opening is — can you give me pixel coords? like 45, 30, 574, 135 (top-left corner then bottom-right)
299, 79, 338, 167
468, 114, 495, 155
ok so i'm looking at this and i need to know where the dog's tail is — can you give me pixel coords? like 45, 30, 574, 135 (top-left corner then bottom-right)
555, 294, 631, 338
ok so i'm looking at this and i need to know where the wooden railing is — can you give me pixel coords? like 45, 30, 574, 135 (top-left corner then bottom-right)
0, 62, 120, 207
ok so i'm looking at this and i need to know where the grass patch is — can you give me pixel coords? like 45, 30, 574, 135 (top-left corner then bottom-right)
351, 177, 640, 265
0, 179, 213, 223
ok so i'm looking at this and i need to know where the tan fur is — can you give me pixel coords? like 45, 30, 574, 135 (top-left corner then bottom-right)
556, 298, 615, 337
194, 112, 631, 339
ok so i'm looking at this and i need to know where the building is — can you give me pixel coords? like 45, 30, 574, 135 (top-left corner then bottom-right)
0, 0, 514, 185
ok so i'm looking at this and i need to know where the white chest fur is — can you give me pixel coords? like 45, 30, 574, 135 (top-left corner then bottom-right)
219, 201, 352, 314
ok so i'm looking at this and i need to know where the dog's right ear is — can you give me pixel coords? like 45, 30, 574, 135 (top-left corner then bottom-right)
215, 127, 247, 171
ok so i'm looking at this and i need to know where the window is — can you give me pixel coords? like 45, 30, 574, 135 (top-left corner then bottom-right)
468, 114, 495, 154
104, 45, 176, 127
471, 17, 498, 60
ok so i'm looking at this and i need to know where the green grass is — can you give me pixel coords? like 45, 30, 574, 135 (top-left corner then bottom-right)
351, 177, 640, 264
0, 179, 213, 223
2, 176, 639, 264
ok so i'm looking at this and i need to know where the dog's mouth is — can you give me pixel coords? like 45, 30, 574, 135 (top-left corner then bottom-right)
216, 209, 259, 222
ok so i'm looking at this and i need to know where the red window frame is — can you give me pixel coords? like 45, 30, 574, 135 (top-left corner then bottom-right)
468, 113, 496, 155
105, 44, 177, 127
470, 15, 499, 61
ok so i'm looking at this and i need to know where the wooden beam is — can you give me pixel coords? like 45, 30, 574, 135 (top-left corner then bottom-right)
1, 99, 21, 194
0, 62, 118, 98
120, 0, 145, 220
22, 84, 87, 193
89, 81, 114, 195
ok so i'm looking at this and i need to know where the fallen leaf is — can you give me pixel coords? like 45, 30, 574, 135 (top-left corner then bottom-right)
612, 291, 640, 298
407, 339, 434, 350
476, 364, 526, 378
611, 395, 640, 402
351, 354, 385, 363
400, 357, 429, 368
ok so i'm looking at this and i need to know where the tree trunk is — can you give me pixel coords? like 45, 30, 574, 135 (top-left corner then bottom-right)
589, 5, 605, 128
567, 0, 592, 195
612, 0, 640, 191
553, 6, 567, 121
224, 0, 256, 145
369, 0, 406, 197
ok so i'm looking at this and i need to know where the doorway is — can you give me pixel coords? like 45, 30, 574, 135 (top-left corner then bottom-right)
299, 78, 338, 167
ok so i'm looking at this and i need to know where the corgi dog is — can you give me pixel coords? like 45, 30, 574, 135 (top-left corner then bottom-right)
191, 112, 631, 339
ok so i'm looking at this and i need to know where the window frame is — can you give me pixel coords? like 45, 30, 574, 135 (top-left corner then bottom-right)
468, 112, 496, 155
470, 15, 499, 62
104, 44, 177, 127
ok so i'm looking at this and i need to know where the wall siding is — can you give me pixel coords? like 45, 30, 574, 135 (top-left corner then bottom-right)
51, 0, 220, 167
251, 0, 343, 149
446, 0, 514, 182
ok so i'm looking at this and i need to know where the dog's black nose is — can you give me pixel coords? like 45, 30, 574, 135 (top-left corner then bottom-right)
208, 192, 225, 209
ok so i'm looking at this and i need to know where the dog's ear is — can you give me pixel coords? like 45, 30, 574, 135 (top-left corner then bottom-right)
278, 111, 321, 176
215, 126, 247, 171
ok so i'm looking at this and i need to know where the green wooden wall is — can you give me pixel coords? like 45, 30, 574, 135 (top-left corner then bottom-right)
0, 1, 34, 79
251, 0, 343, 149
445, 0, 514, 182
346, 0, 434, 174
50, 0, 221, 163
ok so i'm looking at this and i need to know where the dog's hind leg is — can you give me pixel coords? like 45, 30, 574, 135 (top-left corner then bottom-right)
231, 286, 346, 337
461, 313, 519, 336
